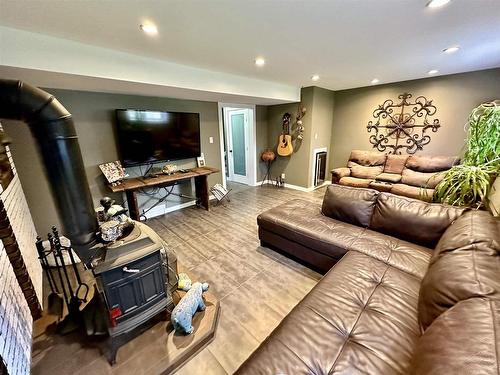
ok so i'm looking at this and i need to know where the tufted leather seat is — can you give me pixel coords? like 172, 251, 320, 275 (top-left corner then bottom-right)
236, 185, 500, 375
237, 251, 423, 375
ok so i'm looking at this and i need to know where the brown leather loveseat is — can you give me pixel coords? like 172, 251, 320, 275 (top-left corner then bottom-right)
331, 149, 458, 201
236, 184, 500, 374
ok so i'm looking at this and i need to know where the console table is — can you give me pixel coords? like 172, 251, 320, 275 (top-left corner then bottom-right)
108, 166, 219, 220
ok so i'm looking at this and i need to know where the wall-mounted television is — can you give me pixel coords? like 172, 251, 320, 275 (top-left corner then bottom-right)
115, 109, 201, 167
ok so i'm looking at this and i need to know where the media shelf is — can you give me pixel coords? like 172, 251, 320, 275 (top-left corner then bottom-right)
108, 166, 219, 220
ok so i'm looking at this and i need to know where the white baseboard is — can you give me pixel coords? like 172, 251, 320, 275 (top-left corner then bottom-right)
313, 181, 331, 190
284, 181, 330, 192
283, 183, 312, 192
255, 179, 274, 186
254, 180, 330, 192
164, 200, 198, 214
141, 195, 216, 220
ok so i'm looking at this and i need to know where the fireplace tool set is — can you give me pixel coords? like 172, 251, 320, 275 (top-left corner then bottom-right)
36, 226, 90, 334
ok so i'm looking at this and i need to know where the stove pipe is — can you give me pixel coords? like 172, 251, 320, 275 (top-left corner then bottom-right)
0, 79, 98, 263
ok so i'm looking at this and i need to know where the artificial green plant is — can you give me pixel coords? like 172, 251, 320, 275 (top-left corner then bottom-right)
434, 100, 500, 208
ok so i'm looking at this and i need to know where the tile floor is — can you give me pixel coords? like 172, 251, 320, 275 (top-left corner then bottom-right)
31, 183, 326, 375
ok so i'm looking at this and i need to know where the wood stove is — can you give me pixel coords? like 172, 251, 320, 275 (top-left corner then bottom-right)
91, 222, 176, 364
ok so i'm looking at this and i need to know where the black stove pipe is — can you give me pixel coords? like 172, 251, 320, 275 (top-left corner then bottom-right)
0, 79, 98, 264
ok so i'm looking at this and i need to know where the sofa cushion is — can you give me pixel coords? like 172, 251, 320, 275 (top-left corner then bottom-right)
322, 184, 378, 227
410, 298, 500, 375
418, 210, 500, 330
376, 172, 402, 183
349, 149, 387, 166
339, 176, 373, 188
390, 184, 434, 202
258, 199, 361, 260
330, 166, 351, 182
401, 168, 445, 188
384, 154, 409, 174
350, 229, 432, 279
236, 251, 422, 375
370, 193, 466, 248
348, 161, 384, 179
369, 180, 393, 192
405, 155, 458, 172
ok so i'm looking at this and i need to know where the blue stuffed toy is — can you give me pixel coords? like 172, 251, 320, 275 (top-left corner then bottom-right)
171, 282, 209, 334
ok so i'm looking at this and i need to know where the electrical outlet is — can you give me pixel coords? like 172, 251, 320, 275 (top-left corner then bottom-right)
209, 136, 214, 144
281, 173, 285, 179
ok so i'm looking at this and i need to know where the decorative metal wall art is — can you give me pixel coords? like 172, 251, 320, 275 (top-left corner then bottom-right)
366, 93, 441, 154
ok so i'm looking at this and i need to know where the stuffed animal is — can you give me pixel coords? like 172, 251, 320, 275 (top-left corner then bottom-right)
171, 282, 209, 334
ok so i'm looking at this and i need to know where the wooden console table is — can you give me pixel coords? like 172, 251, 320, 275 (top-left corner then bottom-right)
108, 166, 219, 220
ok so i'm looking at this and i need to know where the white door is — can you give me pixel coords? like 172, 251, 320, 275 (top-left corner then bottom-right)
225, 109, 249, 184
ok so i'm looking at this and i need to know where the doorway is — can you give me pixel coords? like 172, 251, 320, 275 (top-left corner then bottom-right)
218, 104, 257, 187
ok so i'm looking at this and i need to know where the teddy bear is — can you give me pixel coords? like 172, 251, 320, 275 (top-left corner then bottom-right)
171, 282, 209, 334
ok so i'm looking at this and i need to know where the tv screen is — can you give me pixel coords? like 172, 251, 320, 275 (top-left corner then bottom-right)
115, 109, 201, 167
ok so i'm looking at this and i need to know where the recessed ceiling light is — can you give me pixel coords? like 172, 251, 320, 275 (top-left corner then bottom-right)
428, 69, 439, 75
140, 23, 158, 35
254, 57, 265, 67
427, 0, 451, 8
311, 75, 320, 81
443, 46, 460, 54
371, 78, 380, 85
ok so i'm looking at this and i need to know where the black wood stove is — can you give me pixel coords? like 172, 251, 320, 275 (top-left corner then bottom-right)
91, 222, 176, 364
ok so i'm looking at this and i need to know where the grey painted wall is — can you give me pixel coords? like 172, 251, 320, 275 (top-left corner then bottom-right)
267, 87, 314, 187
4, 89, 223, 234
329, 68, 500, 169
5, 68, 499, 235
267, 86, 334, 188
309, 87, 335, 186
328, 68, 500, 215
255, 105, 269, 181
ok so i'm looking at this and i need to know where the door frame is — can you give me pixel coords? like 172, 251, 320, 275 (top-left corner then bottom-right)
217, 103, 257, 188
225, 108, 250, 184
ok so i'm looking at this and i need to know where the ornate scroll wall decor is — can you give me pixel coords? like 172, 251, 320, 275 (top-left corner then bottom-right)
366, 93, 441, 154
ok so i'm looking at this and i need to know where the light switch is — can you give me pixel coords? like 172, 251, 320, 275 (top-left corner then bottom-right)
314, 133, 318, 140
209, 136, 214, 144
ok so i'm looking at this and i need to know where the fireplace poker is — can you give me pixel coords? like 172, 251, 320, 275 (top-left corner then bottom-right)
48, 233, 70, 308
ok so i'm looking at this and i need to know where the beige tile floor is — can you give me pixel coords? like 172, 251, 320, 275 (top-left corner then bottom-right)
31, 183, 326, 375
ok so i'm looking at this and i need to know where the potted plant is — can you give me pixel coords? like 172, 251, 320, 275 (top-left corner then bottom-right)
434, 100, 500, 209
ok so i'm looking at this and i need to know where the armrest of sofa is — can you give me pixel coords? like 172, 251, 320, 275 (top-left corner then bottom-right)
331, 167, 351, 184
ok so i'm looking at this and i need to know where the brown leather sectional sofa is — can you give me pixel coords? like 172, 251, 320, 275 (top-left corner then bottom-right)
236, 184, 500, 374
331, 149, 459, 201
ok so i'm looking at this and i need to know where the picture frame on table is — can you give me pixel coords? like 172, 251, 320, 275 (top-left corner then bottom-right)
196, 154, 206, 168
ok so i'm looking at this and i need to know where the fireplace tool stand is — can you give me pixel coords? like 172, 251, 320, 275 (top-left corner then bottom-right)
36, 226, 90, 335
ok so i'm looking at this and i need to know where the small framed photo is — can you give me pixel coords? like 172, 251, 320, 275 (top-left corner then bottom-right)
196, 154, 206, 168
99, 161, 127, 184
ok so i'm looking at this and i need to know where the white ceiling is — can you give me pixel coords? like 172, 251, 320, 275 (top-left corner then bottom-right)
0, 0, 499, 91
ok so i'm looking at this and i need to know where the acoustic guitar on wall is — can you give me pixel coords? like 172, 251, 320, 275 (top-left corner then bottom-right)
277, 112, 293, 156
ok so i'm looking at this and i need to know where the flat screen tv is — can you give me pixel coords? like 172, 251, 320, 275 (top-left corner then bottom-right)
115, 109, 201, 167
